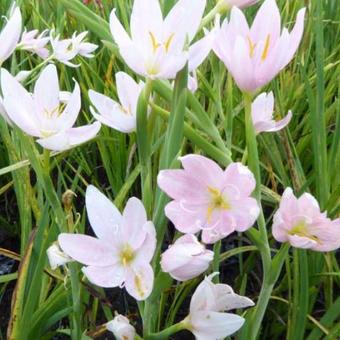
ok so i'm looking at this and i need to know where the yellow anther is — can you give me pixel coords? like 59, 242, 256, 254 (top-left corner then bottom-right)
261, 34, 271, 61
247, 35, 256, 58
149, 31, 161, 53
164, 33, 175, 53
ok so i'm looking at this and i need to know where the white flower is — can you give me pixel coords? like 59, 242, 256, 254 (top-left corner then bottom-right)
106, 315, 136, 340
47, 243, 72, 270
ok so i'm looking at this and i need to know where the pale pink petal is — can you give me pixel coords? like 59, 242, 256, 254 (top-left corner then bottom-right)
215, 284, 255, 311
130, 0, 163, 47
1, 68, 39, 136
125, 263, 154, 300
164, 201, 206, 234
188, 33, 212, 71
229, 198, 260, 231
250, 0, 281, 44
287, 234, 317, 249
36, 122, 101, 151
118, 43, 147, 76
162, 235, 213, 281
158, 169, 209, 203
229, 6, 250, 38
82, 264, 125, 288
201, 226, 229, 244
115, 72, 143, 113
179, 154, 224, 189
272, 212, 289, 242
190, 276, 217, 313
156, 52, 188, 80
0, 7, 22, 63
311, 220, 340, 252
265, 110, 292, 132
222, 163, 256, 198
282, 8, 306, 67
230, 36, 255, 92
85, 185, 122, 244
121, 197, 147, 248
58, 233, 118, 266
191, 311, 245, 339
251, 92, 274, 126
134, 221, 157, 264
33, 64, 60, 115
163, 0, 206, 48
106, 315, 136, 340
89, 90, 136, 133
109, 9, 132, 46
297, 192, 321, 218
56, 81, 81, 130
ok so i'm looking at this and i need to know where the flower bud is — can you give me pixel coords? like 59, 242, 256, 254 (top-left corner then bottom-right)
47, 243, 72, 270
106, 315, 135, 340
161, 234, 213, 281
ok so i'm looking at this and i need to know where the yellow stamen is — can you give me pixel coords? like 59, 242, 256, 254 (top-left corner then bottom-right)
261, 34, 271, 61
120, 244, 135, 266
164, 33, 175, 53
134, 274, 144, 298
149, 31, 160, 53
206, 186, 231, 222
119, 104, 132, 116
289, 221, 319, 242
43, 104, 65, 118
247, 35, 256, 58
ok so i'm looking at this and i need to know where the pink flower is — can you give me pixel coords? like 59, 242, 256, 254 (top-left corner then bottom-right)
18, 29, 50, 59
58, 185, 156, 300
110, 0, 207, 79
157, 154, 260, 244
89, 72, 144, 133
213, 0, 306, 93
272, 188, 340, 252
0, 64, 100, 151
183, 273, 254, 339
0, 5, 22, 65
252, 92, 292, 133
106, 315, 136, 340
161, 234, 213, 281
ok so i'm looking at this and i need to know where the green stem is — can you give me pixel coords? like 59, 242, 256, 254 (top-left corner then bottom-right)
199, 0, 229, 30
145, 321, 186, 340
240, 93, 275, 339
137, 78, 153, 217
212, 240, 221, 283
243, 93, 271, 270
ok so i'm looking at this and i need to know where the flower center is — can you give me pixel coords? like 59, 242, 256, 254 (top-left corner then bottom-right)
289, 220, 319, 242
206, 187, 231, 222
119, 104, 132, 116
43, 103, 65, 119
120, 244, 135, 266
